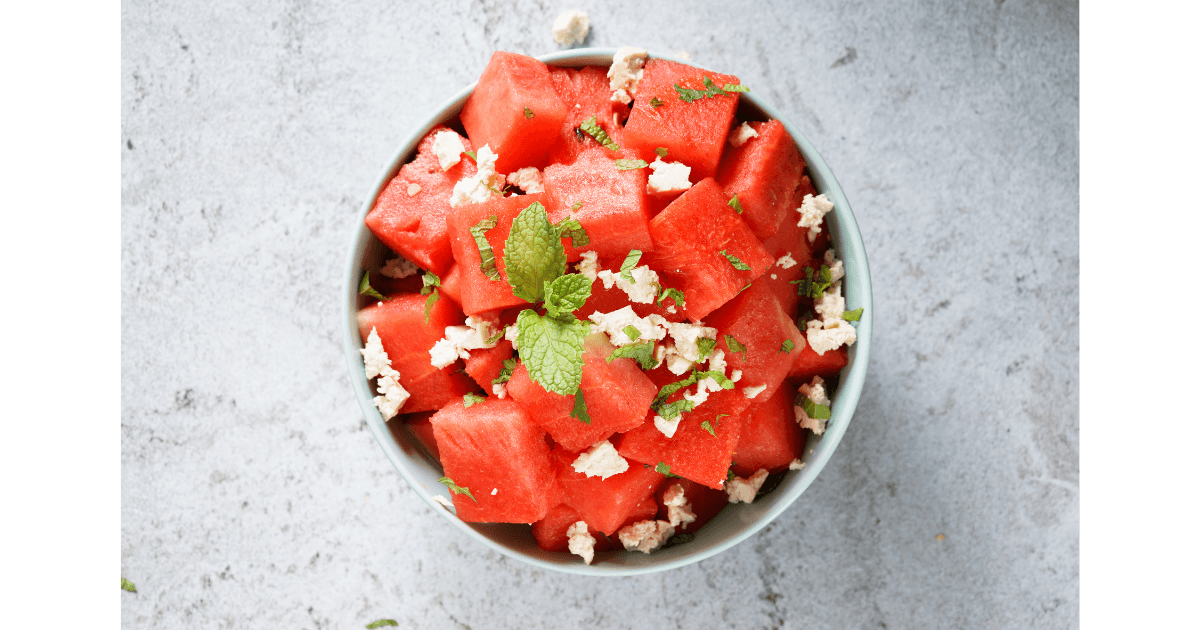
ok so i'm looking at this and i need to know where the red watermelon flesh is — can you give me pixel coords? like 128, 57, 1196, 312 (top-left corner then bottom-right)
715, 120, 806, 241
644, 178, 774, 321
707, 281, 805, 405
459, 52, 568, 174
531, 503, 616, 552
551, 446, 666, 536
731, 383, 806, 476
623, 59, 742, 180
759, 179, 817, 317
395, 411, 440, 464
543, 148, 653, 260
546, 65, 631, 166
430, 397, 558, 523
655, 479, 728, 532
444, 192, 549, 315
367, 268, 424, 297
506, 361, 575, 435
789, 342, 849, 383
365, 127, 476, 275
357, 293, 477, 413
464, 339, 514, 393
438, 264, 463, 306
574, 267, 687, 323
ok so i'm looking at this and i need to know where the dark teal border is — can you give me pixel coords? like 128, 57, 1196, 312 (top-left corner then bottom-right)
1094, 2, 1195, 624
0, 1, 113, 624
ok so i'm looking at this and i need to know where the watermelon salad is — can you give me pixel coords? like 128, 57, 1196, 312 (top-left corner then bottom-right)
355, 47, 862, 564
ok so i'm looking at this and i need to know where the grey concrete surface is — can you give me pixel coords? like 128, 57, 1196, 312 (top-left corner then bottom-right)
121, 0, 1078, 627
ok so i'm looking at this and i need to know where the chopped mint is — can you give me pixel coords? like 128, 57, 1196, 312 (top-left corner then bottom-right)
655, 462, 681, 478
622, 325, 642, 342
700, 420, 715, 436
543, 273, 593, 319
798, 394, 832, 420
842, 308, 864, 322
615, 158, 649, 170
121, 578, 137, 593
620, 249, 642, 283
694, 370, 735, 390
791, 266, 831, 299
493, 357, 517, 384
654, 147, 669, 157
673, 76, 733, 103
469, 215, 502, 281
727, 467, 737, 484
654, 372, 700, 405
504, 201, 567, 303
607, 341, 656, 369
655, 398, 696, 421
523, 107, 535, 119
728, 193, 744, 214
423, 289, 439, 324
579, 115, 620, 151
739, 282, 752, 294
723, 83, 750, 92
486, 328, 506, 345
438, 476, 478, 503
570, 200, 583, 212
649, 97, 664, 108
719, 249, 752, 271
696, 337, 717, 361
462, 393, 486, 408
715, 413, 730, 421
553, 215, 590, 248
366, 621, 399, 629
813, 265, 834, 297
724, 334, 748, 359
420, 271, 442, 324
780, 339, 796, 354
359, 273, 388, 301
463, 149, 477, 162
570, 389, 591, 425
515, 309, 589, 395
657, 287, 686, 309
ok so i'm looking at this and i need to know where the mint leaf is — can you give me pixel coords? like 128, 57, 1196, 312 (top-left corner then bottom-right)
657, 287, 686, 309
719, 249, 751, 271
655, 399, 696, 421
579, 115, 620, 151
673, 76, 729, 103
728, 193, 744, 214
655, 147, 669, 157
649, 97, 664, 108
620, 249, 642, 283
607, 341, 656, 369
700, 420, 715, 436
694, 370, 735, 390
486, 328, 506, 345
366, 621, 399, 629
724, 334, 748, 359
799, 394, 831, 420
723, 83, 750, 92
121, 578, 137, 593
553, 215, 590, 248
615, 158, 648, 170
570, 388, 591, 425
359, 273, 387, 301
504, 201, 567, 303
655, 462, 681, 477
464, 150, 476, 162
438, 476, 478, 503
715, 413, 730, 422
696, 337, 717, 361
463, 393, 485, 408
780, 339, 796, 354
492, 357, 517, 385
420, 270, 441, 294
570, 200, 583, 212
515, 309, 588, 395
424, 288, 439, 324
654, 372, 699, 405
622, 325, 642, 342
470, 215, 502, 281
524, 106, 535, 119
543, 273, 593, 319
842, 308, 863, 322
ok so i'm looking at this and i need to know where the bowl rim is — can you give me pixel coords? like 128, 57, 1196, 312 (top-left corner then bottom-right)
341, 47, 873, 576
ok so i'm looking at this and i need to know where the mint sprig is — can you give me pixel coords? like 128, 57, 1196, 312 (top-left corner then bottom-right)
656, 399, 696, 421
579, 115, 620, 151
438, 476, 478, 503
543, 273, 592, 319
719, 249, 751, 271
359, 273, 387, 301
515, 309, 589, 396
469, 215, 502, 281
673, 76, 745, 103
504, 201, 567, 303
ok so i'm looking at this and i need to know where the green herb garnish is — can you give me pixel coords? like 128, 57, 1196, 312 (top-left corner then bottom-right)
654, 147, 669, 157
798, 394, 831, 420
780, 339, 796, 354
673, 76, 744, 103
723, 83, 750, 93
493, 357, 517, 385
719, 249, 751, 271
523, 107, 535, 119
607, 341, 657, 369
724, 334, 748, 359
614, 158, 649, 170
696, 337, 717, 361
657, 287, 686, 309
579, 115, 620, 151
366, 621, 399, 629
842, 308, 863, 322
359, 273, 387, 301
462, 393, 485, 408
655, 462, 681, 477
504, 202, 567, 303
728, 193, 744, 214
121, 578, 137, 593
552, 215, 590, 248
542, 273, 592, 319
438, 477, 478, 502
622, 325, 642, 342
649, 97, 664, 108
470, 215, 501, 281
464, 150, 476, 162
515, 310, 590, 396
570, 389, 591, 425
619, 249, 642, 283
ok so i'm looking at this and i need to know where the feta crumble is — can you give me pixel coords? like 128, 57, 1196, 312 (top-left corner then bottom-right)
796, 193, 834, 243
824, 248, 845, 282
654, 414, 680, 438
608, 46, 648, 104
360, 327, 410, 420
806, 317, 857, 356
775, 252, 798, 270
491, 383, 508, 399
597, 265, 660, 304
431, 130, 465, 171
432, 495, 455, 511
814, 281, 845, 321
566, 521, 596, 564
449, 144, 505, 207
728, 121, 759, 147
504, 323, 519, 350
662, 320, 718, 363
647, 157, 693, 195
726, 469, 769, 504
663, 484, 697, 529
506, 166, 544, 194
796, 375, 831, 435
589, 306, 668, 346
379, 257, 419, 279
788, 459, 806, 470
742, 384, 767, 399
429, 316, 501, 368
491, 488, 498, 496
617, 519, 675, 553
407, 183, 421, 197
730, 369, 743, 382
576, 250, 599, 282
572, 440, 629, 480
552, 10, 590, 46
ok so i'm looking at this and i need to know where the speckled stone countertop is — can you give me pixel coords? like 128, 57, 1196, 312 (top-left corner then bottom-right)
121, 1, 1078, 627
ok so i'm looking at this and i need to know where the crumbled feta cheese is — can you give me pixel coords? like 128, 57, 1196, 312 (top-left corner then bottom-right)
663, 484, 697, 529
796, 375, 831, 435
770, 273, 778, 280
796, 193, 834, 242
726, 469, 769, 504
775, 252, 798, 269
430, 316, 501, 368
552, 10, 590, 46
824, 248, 845, 282
379, 257, 420, 279
662, 320, 718, 363
432, 495, 455, 511
728, 121, 759, 147
504, 323, 519, 350
608, 46, 648, 103
571, 440, 629, 479
576, 250, 599, 282
742, 384, 767, 399
597, 265, 660, 304
788, 459, 806, 471
491, 488, 498, 496
407, 183, 421, 197
449, 145, 505, 207
676, 51, 691, 60
654, 414, 680, 438
491, 383, 508, 399
617, 519, 675, 553
431, 130, 465, 171
506, 166, 544, 194
647, 157, 692, 194
814, 281, 845, 321
653, 343, 667, 369
588, 306, 668, 346
666, 305, 677, 314
806, 317, 857, 355
683, 387, 709, 407
664, 349, 694, 376
360, 327, 410, 420
730, 369, 743, 382
566, 521, 596, 564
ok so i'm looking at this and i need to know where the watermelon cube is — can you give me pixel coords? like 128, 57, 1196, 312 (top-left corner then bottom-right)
789, 342, 849, 383
365, 127, 475, 275
654, 479, 728, 533
531, 503, 614, 552
623, 59, 743, 180
430, 397, 558, 523
464, 339, 514, 393
543, 149, 653, 260
715, 120, 806, 240
357, 293, 478, 413
551, 446, 666, 536
644, 178, 775, 321
707, 281, 805, 405
394, 411, 440, 464
731, 383, 806, 476
546, 65, 630, 166
459, 52, 568, 174
444, 192, 549, 315
759, 177, 818, 317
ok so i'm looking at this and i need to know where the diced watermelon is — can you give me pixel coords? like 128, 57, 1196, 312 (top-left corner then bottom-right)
394, 411, 440, 463
789, 342, 849, 383
546, 65, 630, 166
357, 293, 477, 413
731, 384, 806, 476
459, 52, 568, 174
654, 479, 728, 533
543, 149, 653, 260
365, 127, 475, 275
367, 268, 423, 297
444, 192, 548, 315
430, 397, 558, 523
531, 503, 614, 552
623, 59, 742, 180
715, 120, 806, 241
551, 446, 666, 536
707, 281, 805, 405
644, 178, 775, 321
759, 178, 817, 317
439, 264, 463, 306
464, 340, 514, 393
574, 258, 686, 323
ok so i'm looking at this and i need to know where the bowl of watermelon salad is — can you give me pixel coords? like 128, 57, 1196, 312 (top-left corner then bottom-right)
342, 47, 872, 575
